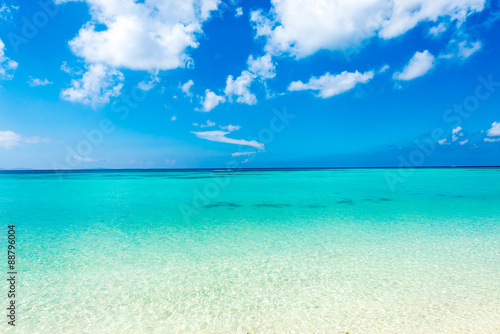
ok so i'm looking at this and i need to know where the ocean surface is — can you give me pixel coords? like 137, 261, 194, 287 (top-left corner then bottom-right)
1, 168, 499, 333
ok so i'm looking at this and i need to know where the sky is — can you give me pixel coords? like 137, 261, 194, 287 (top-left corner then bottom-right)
0, 0, 499, 170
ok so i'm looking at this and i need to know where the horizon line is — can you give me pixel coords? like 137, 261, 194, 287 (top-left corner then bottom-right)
1, 165, 499, 173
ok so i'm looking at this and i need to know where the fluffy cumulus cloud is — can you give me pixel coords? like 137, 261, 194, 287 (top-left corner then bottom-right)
199, 89, 226, 112
393, 50, 435, 81
486, 122, 500, 137
0, 39, 17, 80
439, 126, 470, 145
250, 0, 485, 58
484, 121, 500, 142
204, 54, 275, 111
452, 126, 464, 141
60, 0, 220, 71
224, 70, 258, 105
191, 129, 264, 149
61, 63, 124, 108
247, 54, 276, 80
288, 70, 374, 98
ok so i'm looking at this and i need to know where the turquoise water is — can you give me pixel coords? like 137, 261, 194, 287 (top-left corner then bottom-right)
1, 168, 499, 333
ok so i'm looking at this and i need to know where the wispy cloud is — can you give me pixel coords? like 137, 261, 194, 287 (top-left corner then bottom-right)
231, 151, 256, 157
191, 130, 264, 150
220, 124, 241, 132
28, 77, 52, 87
0, 130, 22, 149
0, 131, 51, 149
288, 70, 374, 98
180, 79, 194, 97
73, 156, 95, 162
193, 120, 216, 128
138, 71, 160, 91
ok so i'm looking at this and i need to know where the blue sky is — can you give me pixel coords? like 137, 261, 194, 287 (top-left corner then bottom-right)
0, 0, 499, 169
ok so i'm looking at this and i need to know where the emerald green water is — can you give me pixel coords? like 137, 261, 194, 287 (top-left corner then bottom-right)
1, 168, 499, 333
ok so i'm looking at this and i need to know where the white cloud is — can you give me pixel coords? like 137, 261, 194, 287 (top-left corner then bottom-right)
180, 79, 194, 97
247, 54, 276, 79
224, 70, 257, 105
0, 38, 17, 80
170, 115, 177, 121
199, 89, 226, 112
61, 63, 124, 108
220, 124, 241, 132
438, 138, 450, 145
62, 0, 221, 71
250, 0, 484, 58
288, 70, 374, 98
440, 126, 472, 145
0, 3, 18, 21
440, 37, 483, 60
393, 50, 435, 81
484, 138, 500, 143
458, 40, 482, 59
73, 156, 95, 162
207, 55, 274, 110
0, 131, 51, 148
196, 120, 215, 128
138, 71, 160, 91
235, 7, 243, 17
25, 136, 51, 144
379, 64, 390, 73
60, 61, 80, 75
486, 121, 500, 137
0, 130, 22, 149
232, 151, 256, 157
191, 130, 264, 149
28, 77, 52, 87
429, 22, 447, 36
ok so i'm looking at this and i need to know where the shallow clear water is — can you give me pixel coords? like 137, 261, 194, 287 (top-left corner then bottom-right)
1, 168, 499, 333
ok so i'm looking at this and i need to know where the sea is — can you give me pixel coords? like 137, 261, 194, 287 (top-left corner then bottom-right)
1, 168, 498, 333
